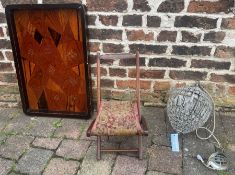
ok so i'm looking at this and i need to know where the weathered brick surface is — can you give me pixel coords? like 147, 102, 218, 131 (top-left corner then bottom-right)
169, 70, 207, 80
157, 31, 177, 42
0, 62, 13, 72
101, 79, 114, 87
228, 86, 235, 95
222, 17, 235, 29
89, 29, 122, 40
87, 15, 96, 26
188, 0, 230, 13
116, 80, 151, 90
149, 58, 186, 68
99, 15, 118, 26
133, 0, 151, 12
172, 46, 211, 56
153, 81, 171, 91
0, 0, 37, 7
126, 30, 154, 41
109, 68, 126, 77
103, 43, 124, 53
175, 16, 217, 29
119, 57, 145, 66
147, 16, 161, 27
158, 0, 184, 13
214, 46, 235, 58
89, 42, 100, 52
210, 73, 235, 84
129, 44, 167, 54
191, 60, 231, 70
181, 31, 201, 43
128, 69, 165, 79
0, 39, 12, 49
86, 0, 128, 12
203, 31, 225, 43
123, 15, 142, 26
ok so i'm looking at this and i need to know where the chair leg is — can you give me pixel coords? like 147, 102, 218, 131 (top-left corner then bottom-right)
138, 135, 143, 159
97, 136, 101, 160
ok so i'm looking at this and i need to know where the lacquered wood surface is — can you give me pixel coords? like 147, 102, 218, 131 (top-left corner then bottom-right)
14, 9, 87, 113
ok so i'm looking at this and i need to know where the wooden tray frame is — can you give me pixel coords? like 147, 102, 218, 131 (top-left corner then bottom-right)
6, 4, 92, 119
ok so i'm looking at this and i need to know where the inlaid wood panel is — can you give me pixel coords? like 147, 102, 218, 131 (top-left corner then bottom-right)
6, 4, 90, 118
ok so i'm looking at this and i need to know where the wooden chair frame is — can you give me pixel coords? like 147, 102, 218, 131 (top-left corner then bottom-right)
87, 52, 148, 160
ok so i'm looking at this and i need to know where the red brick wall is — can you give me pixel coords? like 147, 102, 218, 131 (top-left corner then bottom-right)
0, 0, 235, 107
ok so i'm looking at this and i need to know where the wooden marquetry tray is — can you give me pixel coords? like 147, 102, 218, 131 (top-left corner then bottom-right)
6, 4, 91, 118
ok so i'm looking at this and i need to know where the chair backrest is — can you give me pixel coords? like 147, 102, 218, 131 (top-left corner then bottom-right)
96, 52, 140, 117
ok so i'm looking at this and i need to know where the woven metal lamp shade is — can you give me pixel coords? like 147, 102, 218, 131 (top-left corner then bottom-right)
167, 84, 213, 134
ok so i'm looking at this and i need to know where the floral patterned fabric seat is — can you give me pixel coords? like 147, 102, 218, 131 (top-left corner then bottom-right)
91, 100, 143, 136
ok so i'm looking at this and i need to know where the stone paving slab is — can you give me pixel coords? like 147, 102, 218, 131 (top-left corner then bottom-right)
16, 148, 53, 175
0, 157, 14, 175
112, 155, 147, 175
183, 133, 215, 158
53, 119, 85, 139
78, 143, 118, 175
56, 139, 90, 160
43, 158, 80, 175
0, 135, 34, 160
146, 171, 170, 175
32, 137, 62, 150
148, 145, 182, 175
183, 156, 217, 175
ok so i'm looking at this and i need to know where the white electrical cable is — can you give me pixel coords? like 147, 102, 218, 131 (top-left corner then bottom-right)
195, 85, 222, 149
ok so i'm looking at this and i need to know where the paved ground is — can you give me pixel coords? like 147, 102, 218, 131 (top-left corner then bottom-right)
0, 107, 234, 175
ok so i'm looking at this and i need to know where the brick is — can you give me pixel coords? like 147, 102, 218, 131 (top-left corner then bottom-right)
0, 62, 13, 72
88, 55, 96, 64
1, 0, 37, 7
214, 46, 235, 58
5, 51, 14, 61
188, 0, 230, 14
91, 67, 107, 76
89, 29, 122, 40
181, 31, 201, 43
109, 68, 126, 77
172, 46, 211, 56
228, 86, 235, 95
0, 51, 4, 60
103, 43, 124, 53
44, 158, 80, 175
128, 68, 165, 79
86, 0, 127, 12
222, 17, 235, 29
112, 155, 147, 175
43, 0, 81, 3
175, 16, 217, 29
154, 81, 171, 91
88, 42, 100, 52
0, 73, 17, 83
204, 31, 225, 43
191, 60, 231, 70
169, 70, 207, 80
126, 30, 154, 41
133, 0, 151, 12
87, 15, 96, 25
0, 27, 4, 37
101, 59, 114, 65
123, 15, 142, 26
147, 16, 161, 27
158, 0, 184, 13
0, 13, 6, 23
101, 79, 114, 87
116, 80, 151, 90
157, 31, 177, 42
0, 39, 12, 49
56, 140, 90, 160
149, 58, 186, 68
119, 57, 145, 66
99, 15, 118, 26
175, 82, 186, 88
210, 73, 235, 84
129, 44, 167, 54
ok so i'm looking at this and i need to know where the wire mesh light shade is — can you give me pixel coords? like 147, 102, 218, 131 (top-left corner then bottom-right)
167, 84, 213, 134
